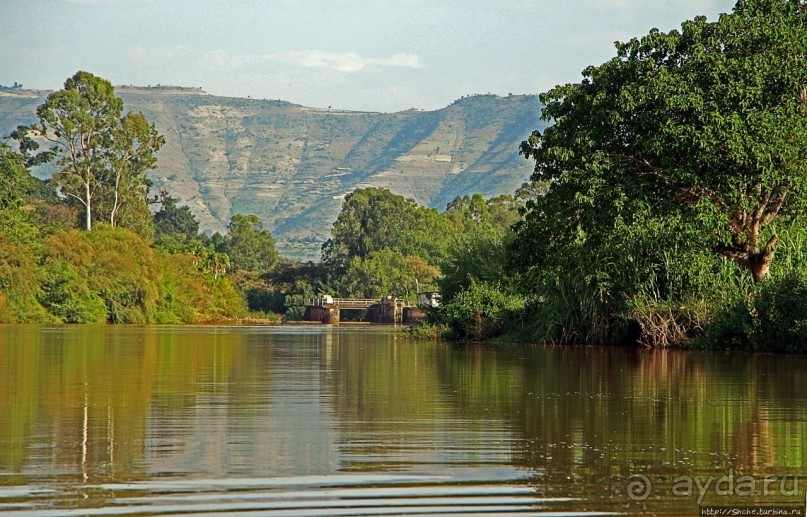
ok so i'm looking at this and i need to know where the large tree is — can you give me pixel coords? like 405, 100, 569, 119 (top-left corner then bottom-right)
225, 214, 279, 275
96, 110, 164, 230
322, 187, 451, 269
519, 0, 805, 283
16, 71, 163, 231
154, 191, 200, 242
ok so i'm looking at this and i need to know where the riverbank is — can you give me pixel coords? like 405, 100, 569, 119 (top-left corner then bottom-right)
402, 268, 807, 353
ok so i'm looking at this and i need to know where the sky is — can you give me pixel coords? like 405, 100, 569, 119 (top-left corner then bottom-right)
2, 0, 736, 113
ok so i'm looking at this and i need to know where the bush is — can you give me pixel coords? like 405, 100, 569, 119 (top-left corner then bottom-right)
154, 251, 207, 323
628, 297, 710, 348
282, 294, 307, 321
0, 235, 54, 323
155, 251, 247, 323
42, 226, 160, 323
526, 266, 617, 345
40, 225, 249, 324
38, 260, 107, 323
439, 281, 524, 341
400, 321, 448, 339
701, 276, 807, 353
208, 278, 248, 320
751, 271, 807, 352
701, 226, 807, 352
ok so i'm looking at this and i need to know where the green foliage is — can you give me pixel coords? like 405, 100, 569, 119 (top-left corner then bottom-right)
38, 260, 107, 323
153, 251, 206, 323
519, 0, 806, 283
400, 321, 449, 339
95, 110, 164, 237
705, 272, 807, 353
0, 234, 53, 323
440, 233, 515, 302
43, 226, 159, 323
16, 71, 164, 234
0, 143, 28, 209
749, 272, 807, 351
225, 214, 278, 275
208, 277, 249, 320
439, 281, 525, 341
32, 225, 245, 324
703, 224, 807, 351
512, 211, 719, 344
90, 227, 158, 322
321, 187, 458, 301
282, 296, 307, 321
442, 192, 521, 240
322, 187, 451, 269
0, 207, 41, 249
341, 250, 440, 302
229, 272, 285, 314
154, 251, 246, 323
252, 261, 335, 320
154, 191, 200, 245
628, 296, 712, 348
493, 0, 807, 349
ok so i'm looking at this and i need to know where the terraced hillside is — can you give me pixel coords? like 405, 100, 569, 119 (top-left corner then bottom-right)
0, 86, 545, 260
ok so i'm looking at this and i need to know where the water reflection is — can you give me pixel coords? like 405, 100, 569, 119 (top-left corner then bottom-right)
0, 325, 805, 515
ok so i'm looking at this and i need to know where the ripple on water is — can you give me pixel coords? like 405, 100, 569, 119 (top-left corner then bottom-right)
0, 473, 617, 517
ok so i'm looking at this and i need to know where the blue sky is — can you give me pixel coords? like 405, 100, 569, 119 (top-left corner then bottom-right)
2, 0, 735, 112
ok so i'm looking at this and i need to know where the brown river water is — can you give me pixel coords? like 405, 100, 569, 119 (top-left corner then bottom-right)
0, 325, 805, 516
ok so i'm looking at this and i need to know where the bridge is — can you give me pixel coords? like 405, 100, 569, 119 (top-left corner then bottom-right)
308, 297, 379, 310
304, 296, 413, 324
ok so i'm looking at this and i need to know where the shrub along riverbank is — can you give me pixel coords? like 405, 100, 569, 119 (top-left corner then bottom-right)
0, 220, 247, 324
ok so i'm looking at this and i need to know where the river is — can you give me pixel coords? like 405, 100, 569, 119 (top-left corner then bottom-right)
0, 325, 805, 516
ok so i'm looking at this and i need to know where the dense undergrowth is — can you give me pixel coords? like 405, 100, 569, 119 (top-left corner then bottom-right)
405, 222, 807, 352
0, 216, 246, 324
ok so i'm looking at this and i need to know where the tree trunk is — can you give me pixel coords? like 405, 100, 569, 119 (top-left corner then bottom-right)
85, 182, 92, 231
717, 235, 778, 284
747, 250, 776, 284
110, 171, 121, 227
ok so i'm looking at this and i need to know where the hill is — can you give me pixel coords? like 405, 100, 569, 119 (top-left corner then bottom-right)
0, 86, 545, 260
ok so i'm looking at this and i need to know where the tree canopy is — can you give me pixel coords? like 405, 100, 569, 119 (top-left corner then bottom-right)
518, 0, 806, 283
321, 187, 451, 269
225, 214, 279, 275
154, 191, 200, 243
14, 71, 164, 234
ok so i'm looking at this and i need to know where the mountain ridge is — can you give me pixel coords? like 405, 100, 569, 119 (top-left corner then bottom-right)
0, 86, 545, 260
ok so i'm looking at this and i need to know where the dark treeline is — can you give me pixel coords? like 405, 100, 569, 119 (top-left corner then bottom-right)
1, 0, 804, 351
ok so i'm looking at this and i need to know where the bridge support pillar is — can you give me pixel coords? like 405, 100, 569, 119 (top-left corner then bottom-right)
324, 308, 340, 324
304, 306, 340, 323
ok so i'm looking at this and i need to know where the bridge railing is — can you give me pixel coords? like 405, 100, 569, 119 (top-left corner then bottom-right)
308, 297, 379, 309
333, 299, 379, 309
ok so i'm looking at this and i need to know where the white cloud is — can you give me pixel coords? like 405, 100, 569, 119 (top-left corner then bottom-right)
128, 46, 423, 75
270, 50, 423, 73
